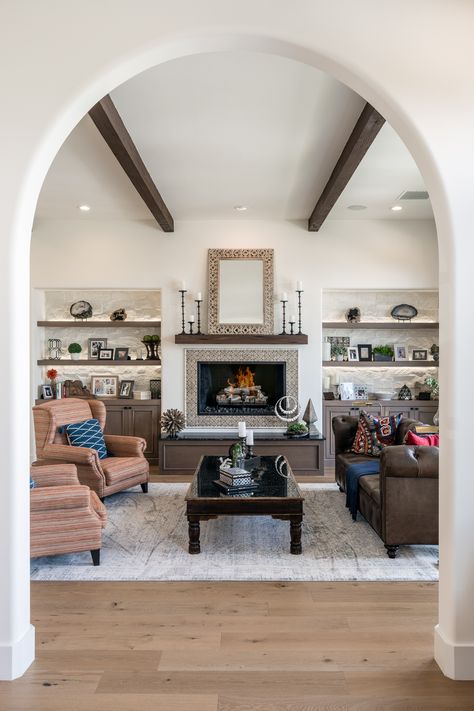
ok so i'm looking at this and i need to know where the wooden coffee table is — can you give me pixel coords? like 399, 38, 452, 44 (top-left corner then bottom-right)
185, 455, 304, 554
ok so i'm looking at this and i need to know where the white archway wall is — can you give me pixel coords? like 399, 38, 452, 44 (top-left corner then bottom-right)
2, 0, 474, 679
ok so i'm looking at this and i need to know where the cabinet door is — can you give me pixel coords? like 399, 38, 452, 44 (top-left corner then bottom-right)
411, 403, 437, 425
128, 404, 159, 458
103, 404, 129, 436
382, 403, 413, 420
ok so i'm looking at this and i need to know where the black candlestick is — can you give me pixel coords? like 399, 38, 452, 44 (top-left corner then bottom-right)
179, 290, 187, 334
188, 320, 195, 335
280, 300, 288, 335
296, 290, 303, 334
289, 321, 295, 335
195, 299, 202, 335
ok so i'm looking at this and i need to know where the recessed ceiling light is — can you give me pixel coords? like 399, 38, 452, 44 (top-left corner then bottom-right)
234, 205, 248, 212
347, 204, 367, 211
391, 205, 403, 212
78, 204, 91, 211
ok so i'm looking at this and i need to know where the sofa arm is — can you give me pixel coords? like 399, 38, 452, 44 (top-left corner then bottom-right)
380, 445, 439, 479
30, 463, 80, 487
395, 418, 421, 444
31, 484, 92, 512
104, 435, 146, 457
332, 415, 359, 455
42, 443, 101, 466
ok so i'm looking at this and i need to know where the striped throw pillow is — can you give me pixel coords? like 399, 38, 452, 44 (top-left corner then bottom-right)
65, 418, 108, 459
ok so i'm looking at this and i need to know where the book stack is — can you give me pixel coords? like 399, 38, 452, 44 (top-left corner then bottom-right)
213, 463, 258, 495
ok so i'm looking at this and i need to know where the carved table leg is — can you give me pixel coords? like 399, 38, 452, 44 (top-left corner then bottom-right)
290, 516, 302, 555
188, 516, 201, 554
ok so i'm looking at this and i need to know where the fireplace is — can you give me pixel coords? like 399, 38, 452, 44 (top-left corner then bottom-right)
185, 349, 298, 428
198, 361, 286, 416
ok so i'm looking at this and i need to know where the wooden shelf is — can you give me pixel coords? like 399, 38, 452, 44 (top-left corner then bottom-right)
37, 359, 161, 367
322, 360, 438, 368
174, 334, 308, 344
37, 321, 161, 328
322, 322, 438, 330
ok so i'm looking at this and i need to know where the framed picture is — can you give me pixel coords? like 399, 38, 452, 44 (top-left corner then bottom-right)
412, 349, 428, 361
339, 382, 355, 400
394, 344, 408, 361
41, 384, 53, 399
323, 391, 335, 400
119, 380, 134, 399
88, 338, 107, 359
98, 348, 114, 360
347, 346, 359, 362
114, 347, 129, 361
91, 375, 118, 397
353, 384, 369, 400
357, 344, 373, 362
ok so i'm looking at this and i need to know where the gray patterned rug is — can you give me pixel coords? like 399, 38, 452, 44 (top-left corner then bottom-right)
30, 483, 438, 581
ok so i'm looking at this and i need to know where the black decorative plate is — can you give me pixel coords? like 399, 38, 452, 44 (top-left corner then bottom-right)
70, 300, 93, 319
391, 304, 418, 321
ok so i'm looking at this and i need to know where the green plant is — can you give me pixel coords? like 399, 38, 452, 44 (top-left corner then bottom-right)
67, 342, 82, 354
332, 343, 346, 356
424, 376, 439, 398
373, 345, 394, 357
286, 421, 308, 435
142, 334, 161, 343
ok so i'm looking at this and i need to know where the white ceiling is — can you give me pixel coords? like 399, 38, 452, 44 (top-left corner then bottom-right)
35, 51, 432, 223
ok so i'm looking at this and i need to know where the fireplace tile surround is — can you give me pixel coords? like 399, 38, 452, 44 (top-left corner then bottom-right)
185, 348, 298, 428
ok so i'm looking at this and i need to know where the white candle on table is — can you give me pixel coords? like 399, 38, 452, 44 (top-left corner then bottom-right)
196, 292, 202, 301
189, 315, 195, 322
246, 430, 254, 446
282, 292, 288, 301
296, 281, 303, 291
289, 315, 296, 324
180, 280, 186, 290
238, 421, 247, 437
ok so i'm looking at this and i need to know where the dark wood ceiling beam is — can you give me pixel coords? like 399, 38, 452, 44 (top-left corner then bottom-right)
89, 95, 174, 232
308, 102, 385, 232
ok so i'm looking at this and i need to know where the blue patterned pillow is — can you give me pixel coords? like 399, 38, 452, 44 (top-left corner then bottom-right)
65, 418, 108, 459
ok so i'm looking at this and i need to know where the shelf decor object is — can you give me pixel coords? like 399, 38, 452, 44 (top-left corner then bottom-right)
391, 303, 418, 321
161, 408, 185, 439
70, 300, 93, 320
48, 338, 62, 360
279, 293, 288, 335
178, 287, 187, 335
296, 282, 303, 335
195, 293, 203, 335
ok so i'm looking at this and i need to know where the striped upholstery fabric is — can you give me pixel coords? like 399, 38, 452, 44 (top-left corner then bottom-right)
32, 398, 149, 498
30, 463, 106, 562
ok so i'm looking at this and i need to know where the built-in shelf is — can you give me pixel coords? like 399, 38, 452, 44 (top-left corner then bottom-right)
323, 360, 438, 368
37, 359, 161, 367
322, 322, 439, 330
174, 334, 308, 344
37, 320, 161, 328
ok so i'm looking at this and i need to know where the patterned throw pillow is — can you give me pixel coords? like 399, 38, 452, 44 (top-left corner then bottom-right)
65, 418, 108, 459
351, 410, 403, 457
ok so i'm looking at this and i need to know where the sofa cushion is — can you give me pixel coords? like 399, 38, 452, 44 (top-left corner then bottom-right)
405, 430, 440, 447
351, 410, 403, 457
65, 418, 108, 459
359, 474, 381, 505
101, 456, 148, 485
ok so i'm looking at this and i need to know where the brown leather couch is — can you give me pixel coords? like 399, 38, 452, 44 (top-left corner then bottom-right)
332, 415, 439, 557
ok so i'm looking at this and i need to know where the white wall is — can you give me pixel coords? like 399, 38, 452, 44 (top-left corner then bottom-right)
31, 217, 438, 430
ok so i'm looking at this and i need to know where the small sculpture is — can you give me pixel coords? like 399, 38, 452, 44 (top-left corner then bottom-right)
62, 379, 93, 398
302, 398, 320, 434
70, 300, 93, 320
274, 396, 300, 424
398, 384, 412, 400
345, 307, 361, 324
430, 343, 439, 362
110, 308, 127, 321
161, 408, 185, 438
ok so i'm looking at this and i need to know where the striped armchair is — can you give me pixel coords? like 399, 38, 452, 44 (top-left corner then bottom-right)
30, 463, 107, 565
33, 398, 149, 499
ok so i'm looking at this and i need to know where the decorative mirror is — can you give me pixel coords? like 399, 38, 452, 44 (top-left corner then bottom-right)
208, 248, 274, 334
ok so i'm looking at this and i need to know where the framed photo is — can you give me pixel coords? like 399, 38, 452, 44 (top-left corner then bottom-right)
339, 382, 355, 400
98, 348, 114, 360
412, 349, 428, 361
394, 344, 408, 361
114, 347, 129, 361
88, 338, 107, 359
119, 380, 134, 399
347, 346, 359, 362
357, 344, 373, 362
91, 375, 118, 397
353, 384, 369, 400
41, 384, 53, 399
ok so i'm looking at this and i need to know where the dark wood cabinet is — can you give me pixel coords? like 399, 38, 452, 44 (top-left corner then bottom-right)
102, 399, 161, 464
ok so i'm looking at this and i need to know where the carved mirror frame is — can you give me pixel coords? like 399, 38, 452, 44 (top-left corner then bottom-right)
208, 248, 274, 334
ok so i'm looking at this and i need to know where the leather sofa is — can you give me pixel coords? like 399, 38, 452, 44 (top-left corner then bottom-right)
332, 415, 439, 557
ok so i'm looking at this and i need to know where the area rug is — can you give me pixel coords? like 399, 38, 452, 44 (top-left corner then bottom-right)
30, 483, 438, 581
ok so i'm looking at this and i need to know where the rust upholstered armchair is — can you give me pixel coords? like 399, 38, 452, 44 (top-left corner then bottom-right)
32, 398, 149, 499
30, 462, 107, 565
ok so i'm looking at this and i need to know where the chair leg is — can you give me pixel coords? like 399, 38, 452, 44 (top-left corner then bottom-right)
385, 544, 399, 559
90, 549, 100, 566
141, 482, 148, 493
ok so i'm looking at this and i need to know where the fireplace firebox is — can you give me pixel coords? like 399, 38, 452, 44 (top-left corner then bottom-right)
198, 361, 285, 416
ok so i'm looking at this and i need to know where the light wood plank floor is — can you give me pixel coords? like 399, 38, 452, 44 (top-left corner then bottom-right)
2, 581, 474, 710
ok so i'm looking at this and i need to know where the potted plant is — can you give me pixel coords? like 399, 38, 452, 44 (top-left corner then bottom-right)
424, 375, 439, 399
373, 345, 394, 362
286, 421, 309, 438
332, 343, 347, 362
68, 342, 82, 360
142, 334, 161, 360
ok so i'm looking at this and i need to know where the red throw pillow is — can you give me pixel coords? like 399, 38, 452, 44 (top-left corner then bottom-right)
405, 430, 440, 447
351, 410, 403, 457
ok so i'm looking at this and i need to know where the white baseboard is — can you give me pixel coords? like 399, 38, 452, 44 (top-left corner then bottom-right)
435, 624, 474, 680
0, 624, 35, 680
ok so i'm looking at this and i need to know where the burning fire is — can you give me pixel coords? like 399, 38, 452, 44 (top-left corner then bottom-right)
228, 366, 256, 389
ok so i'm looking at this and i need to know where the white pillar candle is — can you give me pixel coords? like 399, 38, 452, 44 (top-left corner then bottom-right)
323, 341, 332, 361
282, 292, 288, 301
246, 430, 254, 446
289, 315, 296, 323
196, 292, 202, 301
189, 315, 195, 322
323, 376, 331, 390
238, 421, 246, 437
180, 280, 186, 290
296, 281, 303, 291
